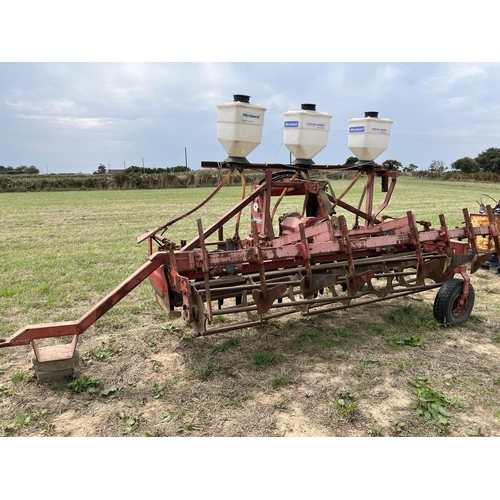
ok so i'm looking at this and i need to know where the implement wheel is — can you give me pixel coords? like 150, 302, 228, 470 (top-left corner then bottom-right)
433, 278, 475, 325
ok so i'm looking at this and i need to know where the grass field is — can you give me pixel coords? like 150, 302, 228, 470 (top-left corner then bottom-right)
1, 175, 500, 437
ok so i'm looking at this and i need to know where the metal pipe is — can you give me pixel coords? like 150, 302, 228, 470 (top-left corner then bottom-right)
137, 169, 233, 243
194, 283, 442, 336
271, 170, 300, 220
234, 171, 247, 235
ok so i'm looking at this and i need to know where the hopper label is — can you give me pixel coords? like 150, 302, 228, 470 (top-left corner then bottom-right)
349, 126, 365, 133
284, 121, 299, 127
306, 122, 326, 129
242, 112, 261, 123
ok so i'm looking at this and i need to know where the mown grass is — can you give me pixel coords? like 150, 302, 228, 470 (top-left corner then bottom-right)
1, 176, 497, 338
0, 188, 230, 336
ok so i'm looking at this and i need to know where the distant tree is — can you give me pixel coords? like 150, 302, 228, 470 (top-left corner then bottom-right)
24, 165, 40, 174
93, 163, 107, 175
402, 163, 418, 174
428, 160, 447, 174
475, 147, 500, 174
124, 166, 142, 174
382, 159, 402, 170
451, 157, 480, 173
4, 166, 20, 175
123, 165, 190, 175
170, 165, 190, 173
344, 156, 358, 166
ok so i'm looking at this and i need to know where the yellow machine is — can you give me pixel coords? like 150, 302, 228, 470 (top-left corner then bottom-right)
471, 195, 500, 271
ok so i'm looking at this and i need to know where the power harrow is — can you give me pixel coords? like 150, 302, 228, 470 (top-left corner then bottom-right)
1, 96, 499, 375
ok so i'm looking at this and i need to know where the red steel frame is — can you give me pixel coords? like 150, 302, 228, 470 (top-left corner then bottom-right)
1, 161, 499, 362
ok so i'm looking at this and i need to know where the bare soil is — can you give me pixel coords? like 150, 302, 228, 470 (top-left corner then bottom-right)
1, 269, 500, 438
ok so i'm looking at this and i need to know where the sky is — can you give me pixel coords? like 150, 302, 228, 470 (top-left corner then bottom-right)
1, 4, 499, 175
2, 61, 499, 174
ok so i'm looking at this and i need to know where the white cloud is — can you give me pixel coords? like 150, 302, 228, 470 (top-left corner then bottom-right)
6, 98, 83, 115
13, 114, 112, 130
446, 64, 486, 83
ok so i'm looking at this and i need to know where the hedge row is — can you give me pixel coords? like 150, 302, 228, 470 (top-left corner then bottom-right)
414, 171, 500, 182
0, 171, 256, 192
1, 170, 499, 193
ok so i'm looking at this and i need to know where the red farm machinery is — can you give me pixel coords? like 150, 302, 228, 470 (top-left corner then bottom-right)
1, 96, 499, 375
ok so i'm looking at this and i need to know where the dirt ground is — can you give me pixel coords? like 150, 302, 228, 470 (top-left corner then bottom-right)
1, 268, 500, 438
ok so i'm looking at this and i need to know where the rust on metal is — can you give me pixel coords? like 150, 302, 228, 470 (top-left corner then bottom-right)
2, 159, 500, 363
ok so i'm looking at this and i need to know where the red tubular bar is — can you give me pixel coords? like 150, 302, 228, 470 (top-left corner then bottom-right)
0, 252, 169, 348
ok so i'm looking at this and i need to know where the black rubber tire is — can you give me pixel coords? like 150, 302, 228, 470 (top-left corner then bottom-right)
433, 278, 475, 325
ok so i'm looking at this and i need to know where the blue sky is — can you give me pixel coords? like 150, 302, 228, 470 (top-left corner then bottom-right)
2, 4, 499, 174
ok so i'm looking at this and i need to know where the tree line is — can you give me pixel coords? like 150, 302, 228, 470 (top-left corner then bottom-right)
93, 163, 191, 175
0, 165, 40, 175
345, 147, 500, 175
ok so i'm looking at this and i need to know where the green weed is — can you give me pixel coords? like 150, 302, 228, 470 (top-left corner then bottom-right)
360, 358, 379, 368
275, 400, 288, 410
152, 383, 165, 399
389, 334, 424, 348
364, 323, 388, 336
212, 336, 240, 353
271, 374, 295, 389
148, 341, 160, 353
334, 390, 358, 420
151, 360, 163, 372
159, 410, 176, 424
335, 327, 352, 337
212, 315, 225, 325
117, 411, 139, 435
465, 428, 485, 437
67, 376, 102, 394
467, 314, 486, 333
196, 360, 228, 380
17, 409, 48, 425
100, 386, 119, 399
252, 350, 284, 367
11, 371, 25, 383
384, 304, 435, 333
393, 421, 406, 434
86, 345, 117, 361
4, 409, 49, 435
42, 422, 56, 436
409, 377, 457, 425
161, 324, 180, 333
289, 327, 340, 350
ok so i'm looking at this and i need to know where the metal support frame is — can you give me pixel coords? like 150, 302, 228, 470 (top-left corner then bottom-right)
1, 160, 499, 359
